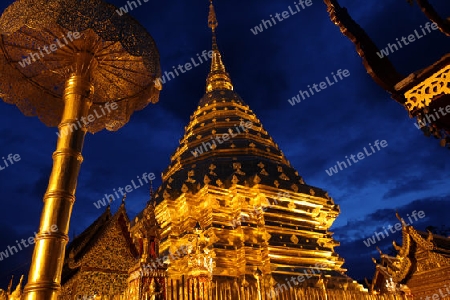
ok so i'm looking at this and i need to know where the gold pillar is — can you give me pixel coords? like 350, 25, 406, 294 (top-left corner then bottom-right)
23, 53, 95, 300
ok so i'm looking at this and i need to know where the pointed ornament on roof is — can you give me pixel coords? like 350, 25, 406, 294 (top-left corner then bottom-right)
206, 0, 234, 92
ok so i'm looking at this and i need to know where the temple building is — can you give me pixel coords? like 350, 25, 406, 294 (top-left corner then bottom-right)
324, 0, 450, 149
59, 200, 139, 299
52, 1, 413, 299
371, 215, 450, 299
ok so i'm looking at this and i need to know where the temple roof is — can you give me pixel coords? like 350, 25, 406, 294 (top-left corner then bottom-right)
415, 230, 450, 257
371, 223, 450, 291
61, 204, 138, 284
66, 207, 112, 261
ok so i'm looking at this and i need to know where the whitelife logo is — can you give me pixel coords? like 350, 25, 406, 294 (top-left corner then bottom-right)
376, 22, 438, 58
18, 32, 82, 68
0, 225, 58, 261
362, 210, 425, 247
93, 172, 156, 209
153, 50, 213, 87
419, 284, 450, 300
56, 102, 118, 138
414, 105, 450, 130
267, 263, 327, 299
115, 0, 149, 16
0, 154, 21, 172
190, 121, 253, 157
288, 69, 350, 106
325, 140, 388, 176
250, 0, 313, 35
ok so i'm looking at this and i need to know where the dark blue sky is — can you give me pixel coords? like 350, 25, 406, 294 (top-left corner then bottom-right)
0, 0, 449, 287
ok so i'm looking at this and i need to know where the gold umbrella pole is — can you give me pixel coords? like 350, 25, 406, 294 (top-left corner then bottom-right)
23, 53, 95, 300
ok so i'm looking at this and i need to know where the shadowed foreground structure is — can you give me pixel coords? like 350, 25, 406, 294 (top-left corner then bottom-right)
323, 0, 450, 149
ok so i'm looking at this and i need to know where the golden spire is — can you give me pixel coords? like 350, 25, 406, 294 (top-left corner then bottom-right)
206, 0, 233, 92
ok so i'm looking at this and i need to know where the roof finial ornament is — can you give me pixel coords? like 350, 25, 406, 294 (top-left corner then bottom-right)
150, 179, 156, 206
206, 0, 234, 92
121, 193, 127, 205
208, 0, 218, 49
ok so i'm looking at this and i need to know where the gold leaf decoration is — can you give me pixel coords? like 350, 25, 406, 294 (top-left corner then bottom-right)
279, 173, 289, 180
291, 184, 298, 192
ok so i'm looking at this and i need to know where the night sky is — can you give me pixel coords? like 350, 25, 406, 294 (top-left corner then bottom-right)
0, 0, 449, 288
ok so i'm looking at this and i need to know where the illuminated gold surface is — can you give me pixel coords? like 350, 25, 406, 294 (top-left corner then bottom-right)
0, 0, 161, 133
0, 0, 161, 298
24, 59, 94, 299
404, 64, 450, 111
372, 224, 450, 299
206, 0, 233, 93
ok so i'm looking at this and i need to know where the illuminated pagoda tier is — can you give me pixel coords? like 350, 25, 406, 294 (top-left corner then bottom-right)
324, 0, 450, 148
130, 1, 408, 299
371, 216, 450, 299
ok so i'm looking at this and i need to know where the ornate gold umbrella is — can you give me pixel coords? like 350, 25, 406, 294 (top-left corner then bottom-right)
0, 0, 161, 298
